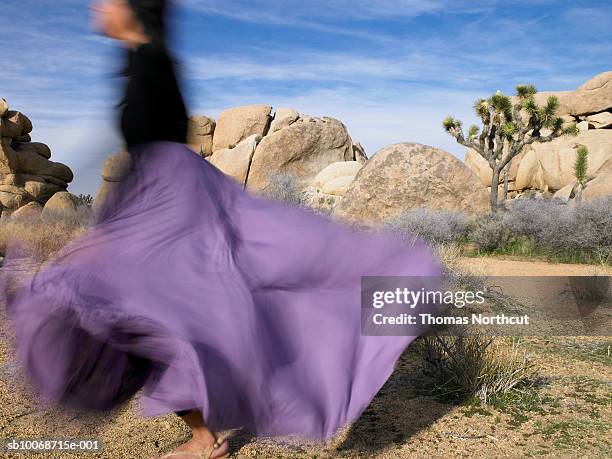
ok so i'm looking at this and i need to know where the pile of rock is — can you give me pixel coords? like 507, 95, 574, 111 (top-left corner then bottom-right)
465, 72, 612, 203
0, 98, 75, 219
194, 105, 368, 192
97, 105, 369, 212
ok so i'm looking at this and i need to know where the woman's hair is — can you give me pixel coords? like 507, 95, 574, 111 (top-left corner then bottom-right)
127, 0, 167, 46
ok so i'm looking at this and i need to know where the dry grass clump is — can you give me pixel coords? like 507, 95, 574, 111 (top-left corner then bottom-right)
262, 173, 307, 208
0, 206, 92, 263
416, 335, 536, 404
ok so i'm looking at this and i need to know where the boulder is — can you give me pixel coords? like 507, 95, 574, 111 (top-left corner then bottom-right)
1, 173, 21, 186
11, 201, 42, 220
552, 182, 575, 203
0, 98, 8, 117
37, 175, 68, 188
322, 175, 354, 196
584, 111, 612, 129
353, 142, 368, 164
0, 184, 32, 209
465, 149, 526, 187
0, 137, 19, 174
246, 117, 352, 193
332, 143, 489, 224
582, 159, 612, 201
208, 134, 261, 187
42, 191, 79, 216
577, 120, 589, 134
0, 111, 32, 138
310, 161, 362, 191
532, 130, 612, 191
101, 150, 132, 182
571, 72, 612, 116
16, 147, 74, 183
24, 180, 61, 202
20, 142, 51, 159
213, 105, 272, 152
187, 115, 216, 157
16, 134, 31, 143
269, 108, 300, 134
465, 149, 491, 186
92, 181, 119, 216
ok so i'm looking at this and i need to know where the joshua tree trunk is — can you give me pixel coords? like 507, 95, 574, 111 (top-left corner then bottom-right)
503, 157, 512, 201
490, 169, 501, 213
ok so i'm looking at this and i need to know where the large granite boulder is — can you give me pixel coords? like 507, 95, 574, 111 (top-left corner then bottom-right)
528, 130, 612, 191
42, 191, 79, 216
310, 161, 362, 192
582, 159, 612, 202
11, 201, 43, 220
212, 105, 272, 152
515, 149, 546, 190
101, 150, 132, 182
208, 134, 261, 187
187, 115, 216, 157
246, 117, 353, 193
15, 144, 73, 183
333, 143, 489, 224
571, 72, 612, 116
269, 108, 300, 134
0, 111, 33, 138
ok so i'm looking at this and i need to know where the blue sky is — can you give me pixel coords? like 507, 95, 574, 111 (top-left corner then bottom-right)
2, 0, 611, 195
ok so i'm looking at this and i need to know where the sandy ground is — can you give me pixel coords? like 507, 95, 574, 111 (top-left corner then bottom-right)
1, 256, 610, 458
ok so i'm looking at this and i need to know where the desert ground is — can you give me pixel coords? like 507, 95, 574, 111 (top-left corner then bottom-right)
1, 256, 610, 459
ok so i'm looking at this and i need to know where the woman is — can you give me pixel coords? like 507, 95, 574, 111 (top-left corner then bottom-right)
3, 1, 442, 458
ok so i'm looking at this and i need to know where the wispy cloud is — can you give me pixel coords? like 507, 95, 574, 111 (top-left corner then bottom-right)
1, 0, 610, 196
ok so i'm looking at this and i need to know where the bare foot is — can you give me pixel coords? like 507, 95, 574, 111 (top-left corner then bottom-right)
152, 435, 229, 459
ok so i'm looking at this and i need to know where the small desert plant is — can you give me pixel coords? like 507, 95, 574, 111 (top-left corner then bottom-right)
76, 193, 94, 207
443, 85, 578, 213
263, 173, 306, 207
417, 335, 536, 404
386, 208, 469, 245
573, 145, 589, 204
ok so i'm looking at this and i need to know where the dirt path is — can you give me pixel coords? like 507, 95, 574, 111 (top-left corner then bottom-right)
458, 255, 612, 276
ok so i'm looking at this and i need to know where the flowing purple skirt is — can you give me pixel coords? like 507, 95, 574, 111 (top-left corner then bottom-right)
2, 142, 441, 440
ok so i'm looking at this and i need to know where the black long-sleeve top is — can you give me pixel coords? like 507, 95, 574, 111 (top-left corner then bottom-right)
120, 42, 188, 148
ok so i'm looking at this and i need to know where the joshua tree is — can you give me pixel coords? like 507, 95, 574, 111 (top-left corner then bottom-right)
443, 85, 579, 213
573, 145, 589, 205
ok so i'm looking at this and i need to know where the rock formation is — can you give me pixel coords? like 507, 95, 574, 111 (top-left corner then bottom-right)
0, 98, 76, 218
332, 143, 489, 225
96, 105, 369, 214
464, 72, 612, 203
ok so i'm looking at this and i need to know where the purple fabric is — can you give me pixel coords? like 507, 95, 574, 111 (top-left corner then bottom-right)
3, 142, 441, 440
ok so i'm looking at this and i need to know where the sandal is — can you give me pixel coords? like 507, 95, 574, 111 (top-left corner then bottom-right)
154, 436, 230, 459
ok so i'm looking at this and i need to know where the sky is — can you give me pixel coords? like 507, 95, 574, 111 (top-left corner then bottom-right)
1, 0, 611, 196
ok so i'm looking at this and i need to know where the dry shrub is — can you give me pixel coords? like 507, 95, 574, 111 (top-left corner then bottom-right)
386, 208, 469, 245
416, 335, 536, 404
262, 173, 306, 207
0, 206, 92, 263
